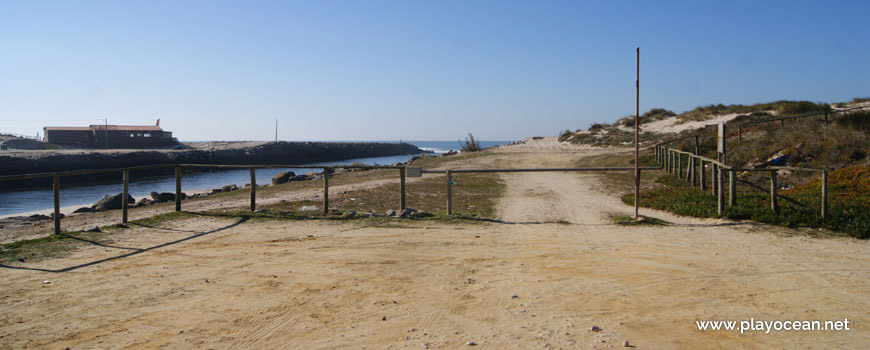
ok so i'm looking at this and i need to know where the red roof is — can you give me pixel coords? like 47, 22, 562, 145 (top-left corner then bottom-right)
89, 125, 163, 131
44, 127, 93, 131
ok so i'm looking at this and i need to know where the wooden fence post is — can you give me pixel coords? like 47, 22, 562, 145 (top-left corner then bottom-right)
399, 167, 406, 211
694, 135, 699, 155
738, 125, 742, 141
446, 170, 453, 215
712, 163, 718, 195
691, 157, 697, 186
53, 175, 60, 234
770, 170, 778, 213
728, 169, 736, 207
821, 170, 827, 220
678, 153, 683, 179
717, 167, 725, 217
250, 168, 256, 212
122, 170, 129, 223
699, 160, 706, 190
686, 156, 693, 184
322, 168, 329, 214
175, 165, 182, 212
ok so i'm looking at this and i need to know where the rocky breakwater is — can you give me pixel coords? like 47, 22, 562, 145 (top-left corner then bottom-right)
0, 141, 428, 188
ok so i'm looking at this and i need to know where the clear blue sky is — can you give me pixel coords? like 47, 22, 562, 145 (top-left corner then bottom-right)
1, 1, 867, 141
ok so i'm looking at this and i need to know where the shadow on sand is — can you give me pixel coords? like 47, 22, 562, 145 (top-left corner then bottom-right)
0, 215, 249, 273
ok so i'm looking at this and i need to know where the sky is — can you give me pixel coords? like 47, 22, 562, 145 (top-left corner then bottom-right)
1, 1, 868, 141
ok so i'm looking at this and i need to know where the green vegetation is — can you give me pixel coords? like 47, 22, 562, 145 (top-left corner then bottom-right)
1, 230, 109, 262
624, 172, 869, 239
676, 100, 830, 122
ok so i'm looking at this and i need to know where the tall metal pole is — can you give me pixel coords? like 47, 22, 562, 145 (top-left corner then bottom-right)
634, 47, 640, 219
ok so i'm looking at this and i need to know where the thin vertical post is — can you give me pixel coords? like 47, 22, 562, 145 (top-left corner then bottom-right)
728, 170, 736, 207
717, 167, 725, 217
694, 135, 699, 155
53, 175, 60, 234
446, 170, 453, 215
250, 168, 256, 212
399, 167, 406, 211
781, 119, 785, 127
824, 113, 829, 126
691, 157, 697, 186
686, 156, 693, 183
699, 160, 706, 190
678, 153, 683, 179
174, 165, 182, 212
821, 170, 827, 219
738, 125, 742, 141
634, 46, 640, 219
770, 170, 778, 213
322, 168, 329, 214
122, 170, 129, 223
712, 163, 718, 194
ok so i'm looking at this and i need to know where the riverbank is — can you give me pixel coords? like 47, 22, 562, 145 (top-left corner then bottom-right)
0, 141, 428, 189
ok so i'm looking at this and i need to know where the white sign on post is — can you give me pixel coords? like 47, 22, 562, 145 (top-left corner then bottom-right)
717, 122, 727, 163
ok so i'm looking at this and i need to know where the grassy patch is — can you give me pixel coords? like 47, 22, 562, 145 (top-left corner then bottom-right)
623, 174, 868, 239
1, 230, 109, 263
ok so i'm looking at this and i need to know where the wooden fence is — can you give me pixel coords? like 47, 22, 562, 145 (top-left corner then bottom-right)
653, 145, 828, 219
0, 163, 659, 235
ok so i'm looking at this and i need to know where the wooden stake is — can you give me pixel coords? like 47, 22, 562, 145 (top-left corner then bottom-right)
322, 168, 329, 214
446, 170, 453, 215
250, 168, 256, 212
728, 170, 736, 207
399, 167, 406, 211
770, 171, 778, 213
175, 165, 182, 212
122, 170, 129, 223
53, 175, 60, 234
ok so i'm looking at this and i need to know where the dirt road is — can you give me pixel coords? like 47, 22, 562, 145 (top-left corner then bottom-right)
1, 138, 867, 349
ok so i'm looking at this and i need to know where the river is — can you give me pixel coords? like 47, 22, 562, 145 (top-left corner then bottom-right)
0, 141, 508, 217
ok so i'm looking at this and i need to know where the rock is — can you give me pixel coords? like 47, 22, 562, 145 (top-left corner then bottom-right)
136, 198, 151, 206
92, 193, 135, 211
385, 209, 396, 216
85, 226, 101, 233
26, 214, 50, 221
624, 340, 630, 347
115, 223, 129, 228
221, 184, 239, 192
510, 294, 518, 299
73, 207, 96, 213
271, 171, 296, 185
150, 191, 183, 202
466, 341, 477, 346
50, 212, 65, 219
381, 316, 387, 321
399, 208, 417, 218
590, 326, 601, 332
342, 210, 357, 218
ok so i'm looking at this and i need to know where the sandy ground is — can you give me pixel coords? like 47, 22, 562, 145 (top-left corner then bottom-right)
1, 138, 868, 349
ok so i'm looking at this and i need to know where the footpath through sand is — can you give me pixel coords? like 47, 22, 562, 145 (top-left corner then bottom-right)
1, 138, 868, 349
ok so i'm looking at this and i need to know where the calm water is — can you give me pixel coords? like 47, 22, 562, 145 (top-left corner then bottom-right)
0, 141, 508, 216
